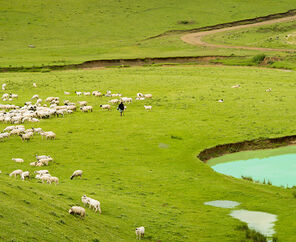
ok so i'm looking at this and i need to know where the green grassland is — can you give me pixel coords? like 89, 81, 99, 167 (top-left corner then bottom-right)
1, 66, 296, 240
203, 20, 296, 50
1, 0, 296, 67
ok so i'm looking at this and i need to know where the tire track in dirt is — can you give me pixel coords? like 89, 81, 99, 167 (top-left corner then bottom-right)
181, 15, 296, 52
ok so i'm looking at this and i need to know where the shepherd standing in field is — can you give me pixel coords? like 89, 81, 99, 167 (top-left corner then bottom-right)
117, 101, 125, 116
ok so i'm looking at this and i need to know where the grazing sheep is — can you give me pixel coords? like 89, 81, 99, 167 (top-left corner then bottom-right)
231, 84, 240, 88
69, 206, 85, 218
78, 101, 87, 107
135, 227, 145, 240
75, 91, 82, 96
109, 99, 120, 104
144, 105, 152, 111
41, 174, 52, 183
34, 170, 49, 175
12, 158, 24, 163
266, 88, 272, 92
9, 169, 23, 177
31, 94, 39, 100
20, 133, 32, 142
144, 94, 152, 98
80, 106, 93, 112
64, 91, 70, 95
10, 94, 18, 99
40, 131, 56, 140
92, 91, 102, 97
137, 93, 144, 97
81, 195, 90, 207
21, 171, 30, 180
218, 99, 224, 103
81, 195, 101, 214
70, 170, 83, 179
100, 104, 111, 110
33, 83, 37, 88
83, 92, 91, 96
89, 198, 102, 214
49, 176, 59, 185
35, 155, 51, 161
121, 97, 132, 103
2, 83, 6, 90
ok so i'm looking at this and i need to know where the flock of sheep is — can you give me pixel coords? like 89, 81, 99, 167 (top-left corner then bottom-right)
0, 125, 55, 142
0, 82, 150, 239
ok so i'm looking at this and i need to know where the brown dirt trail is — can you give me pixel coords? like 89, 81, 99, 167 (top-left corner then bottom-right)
181, 16, 296, 52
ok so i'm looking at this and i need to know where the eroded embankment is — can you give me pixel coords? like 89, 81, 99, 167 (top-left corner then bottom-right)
147, 9, 296, 39
0, 56, 229, 72
198, 135, 296, 162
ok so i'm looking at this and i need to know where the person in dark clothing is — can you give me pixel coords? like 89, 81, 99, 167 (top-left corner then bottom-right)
117, 101, 125, 116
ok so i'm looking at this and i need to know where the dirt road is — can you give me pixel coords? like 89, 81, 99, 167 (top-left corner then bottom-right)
181, 15, 296, 52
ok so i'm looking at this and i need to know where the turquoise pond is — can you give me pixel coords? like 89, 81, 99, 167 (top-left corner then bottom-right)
208, 145, 296, 187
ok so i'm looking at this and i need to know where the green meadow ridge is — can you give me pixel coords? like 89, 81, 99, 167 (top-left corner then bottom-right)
1, 0, 296, 67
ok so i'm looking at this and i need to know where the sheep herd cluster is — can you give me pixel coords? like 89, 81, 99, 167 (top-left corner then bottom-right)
0, 82, 149, 239
0, 83, 153, 128
0, 125, 55, 142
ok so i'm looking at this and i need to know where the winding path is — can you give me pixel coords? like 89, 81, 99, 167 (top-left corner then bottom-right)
181, 15, 296, 52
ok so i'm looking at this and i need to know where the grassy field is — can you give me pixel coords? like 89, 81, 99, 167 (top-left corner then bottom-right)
203, 20, 296, 50
1, 0, 296, 67
1, 66, 296, 240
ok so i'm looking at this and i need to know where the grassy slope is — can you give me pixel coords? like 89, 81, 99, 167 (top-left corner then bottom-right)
203, 20, 296, 49
1, 66, 296, 240
1, 0, 296, 67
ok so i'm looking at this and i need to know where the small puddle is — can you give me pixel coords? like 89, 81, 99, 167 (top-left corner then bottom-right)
208, 145, 296, 187
230, 209, 277, 238
204, 200, 240, 208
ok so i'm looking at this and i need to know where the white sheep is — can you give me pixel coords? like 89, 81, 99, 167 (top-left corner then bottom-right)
135, 227, 145, 240
266, 88, 272, 92
70, 170, 83, 179
2, 83, 6, 90
89, 198, 102, 214
75, 91, 82, 96
231, 84, 240, 88
9, 169, 23, 177
49, 176, 59, 185
69, 206, 85, 218
81, 195, 90, 207
92, 91, 102, 97
31, 94, 39, 100
20, 133, 32, 142
12, 158, 24, 163
137, 93, 144, 97
64, 91, 70, 95
36, 155, 51, 161
100, 104, 111, 110
218, 99, 224, 103
144, 94, 152, 98
21, 171, 30, 180
83, 92, 91, 96
33, 83, 37, 88
144, 105, 152, 111
34, 170, 49, 175
41, 174, 52, 183
109, 99, 120, 104
80, 106, 93, 112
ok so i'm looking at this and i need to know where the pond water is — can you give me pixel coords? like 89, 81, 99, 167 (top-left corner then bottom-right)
208, 145, 296, 187
230, 210, 277, 238
204, 200, 240, 208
